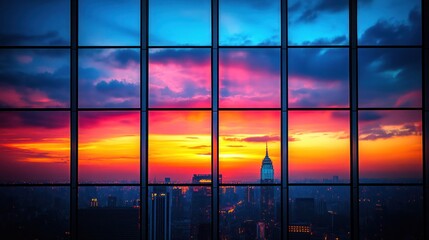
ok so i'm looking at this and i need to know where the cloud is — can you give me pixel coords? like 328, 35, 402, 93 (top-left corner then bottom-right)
149, 48, 210, 66
288, 48, 349, 107
186, 145, 210, 150
360, 124, 421, 141
224, 135, 280, 143
0, 31, 68, 46
226, 145, 245, 148
359, 111, 384, 122
95, 79, 139, 98
0, 112, 69, 130
359, 7, 421, 45
358, 48, 421, 107
291, 0, 349, 23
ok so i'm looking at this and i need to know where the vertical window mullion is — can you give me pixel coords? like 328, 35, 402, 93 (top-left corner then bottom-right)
141, 0, 148, 239
281, 0, 288, 239
212, 0, 219, 239
70, 0, 78, 239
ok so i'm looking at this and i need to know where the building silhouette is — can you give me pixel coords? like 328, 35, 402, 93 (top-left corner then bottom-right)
260, 143, 275, 239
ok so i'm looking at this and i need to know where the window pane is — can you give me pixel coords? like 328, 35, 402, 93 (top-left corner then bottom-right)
289, 186, 350, 240
359, 110, 422, 183
219, 49, 280, 108
79, 0, 140, 46
78, 49, 140, 108
149, 186, 211, 239
288, 0, 349, 46
288, 48, 349, 108
149, 0, 211, 46
358, 0, 421, 45
0, 111, 70, 184
149, 48, 211, 108
0, 187, 70, 240
78, 111, 140, 183
358, 48, 422, 108
78, 186, 140, 240
219, 111, 280, 184
220, 186, 281, 239
0, 49, 70, 108
289, 111, 350, 183
149, 111, 211, 184
359, 186, 424, 239
0, 0, 70, 46
219, 0, 280, 46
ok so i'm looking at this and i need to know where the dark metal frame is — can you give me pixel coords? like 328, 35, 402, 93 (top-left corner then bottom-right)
0, 0, 427, 239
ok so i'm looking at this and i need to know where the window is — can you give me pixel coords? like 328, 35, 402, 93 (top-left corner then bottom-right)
0, 0, 427, 239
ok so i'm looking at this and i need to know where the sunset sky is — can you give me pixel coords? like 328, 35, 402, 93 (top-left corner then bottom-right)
219, 111, 280, 183
149, 111, 211, 183
289, 111, 350, 182
0, 112, 70, 183
78, 111, 140, 183
359, 110, 422, 182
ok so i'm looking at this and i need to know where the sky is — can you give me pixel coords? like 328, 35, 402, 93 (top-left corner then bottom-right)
219, 0, 280, 46
359, 110, 422, 182
149, 48, 211, 108
288, 0, 349, 45
219, 49, 280, 108
358, 48, 421, 107
0, 112, 70, 183
0, 0, 70, 46
219, 111, 280, 183
288, 48, 349, 108
149, 0, 211, 46
149, 111, 211, 183
289, 111, 350, 183
358, 0, 421, 45
79, 0, 140, 46
0, 49, 70, 108
78, 111, 140, 183
78, 48, 140, 108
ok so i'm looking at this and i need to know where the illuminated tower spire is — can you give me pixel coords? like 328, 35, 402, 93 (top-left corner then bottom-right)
261, 142, 274, 183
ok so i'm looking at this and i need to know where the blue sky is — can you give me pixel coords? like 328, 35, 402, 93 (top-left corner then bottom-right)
358, 0, 421, 45
149, 0, 211, 46
219, 0, 280, 46
288, 0, 349, 45
79, 0, 140, 46
0, 0, 70, 46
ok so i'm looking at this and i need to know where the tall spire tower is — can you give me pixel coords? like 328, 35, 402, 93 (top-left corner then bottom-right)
261, 142, 274, 183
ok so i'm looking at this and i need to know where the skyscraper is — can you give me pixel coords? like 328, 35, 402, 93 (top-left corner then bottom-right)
260, 143, 275, 239
261, 142, 274, 183
150, 190, 171, 240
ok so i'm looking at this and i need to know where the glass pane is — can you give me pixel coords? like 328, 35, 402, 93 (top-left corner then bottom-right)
288, 48, 349, 108
359, 110, 422, 183
289, 111, 350, 183
78, 49, 140, 108
358, 48, 422, 108
220, 186, 281, 239
0, 111, 70, 184
0, 187, 70, 240
149, 186, 211, 239
149, 48, 211, 108
358, 0, 421, 45
219, 111, 280, 184
149, 0, 211, 46
219, 49, 280, 108
149, 111, 211, 184
79, 0, 140, 46
78, 111, 140, 183
288, 0, 349, 45
359, 186, 424, 239
0, 0, 70, 46
0, 49, 70, 108
289, 186, 350, 240
78, 186, 140, 240
219, 0, 280, 46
